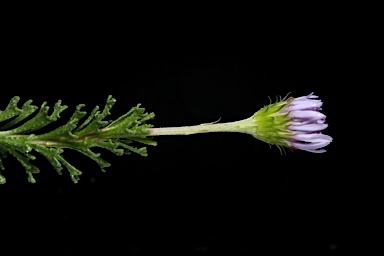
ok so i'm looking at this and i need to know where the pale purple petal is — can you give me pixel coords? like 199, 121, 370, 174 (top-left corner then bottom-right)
288, 111, 325, 121
290, 119, 326, 126
290, 140, 331, 150
290, 92, 317, 101
301, 148, 327, 153
289, 123, 328, 132
291, 134, 333, 143
289, 120, 316, 126
282, 101, 323, 112
316, 119, 325, 124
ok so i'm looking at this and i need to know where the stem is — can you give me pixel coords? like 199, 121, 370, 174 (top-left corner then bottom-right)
147, 118, 255, 136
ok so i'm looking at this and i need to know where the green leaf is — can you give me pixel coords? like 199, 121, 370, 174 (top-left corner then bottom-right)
0, 96, 23, 123
0, 99, 38, 130
74, 95, 116, 137
7, 148, 40, 183
2, 100, 68, 135
0, 95, 156, 184
0, 173, 5, 184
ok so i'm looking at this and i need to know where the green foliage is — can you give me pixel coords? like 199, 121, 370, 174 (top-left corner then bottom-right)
0, 96, 156, 184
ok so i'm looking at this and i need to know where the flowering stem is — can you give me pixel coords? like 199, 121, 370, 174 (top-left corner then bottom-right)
147, 118, 255, 136
0, 93, 332, 184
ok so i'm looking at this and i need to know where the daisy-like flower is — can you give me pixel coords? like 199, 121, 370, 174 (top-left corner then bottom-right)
251, 92, 332, 153
148, 92, 332, 153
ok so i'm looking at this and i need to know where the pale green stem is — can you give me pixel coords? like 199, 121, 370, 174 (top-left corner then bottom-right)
147, 117, 256, 137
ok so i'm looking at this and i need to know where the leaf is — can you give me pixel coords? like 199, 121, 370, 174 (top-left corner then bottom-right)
0, 95, 156, 184
0, 99, 38, 130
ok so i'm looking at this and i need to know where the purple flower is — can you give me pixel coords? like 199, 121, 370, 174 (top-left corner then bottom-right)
281, 93, 332, 153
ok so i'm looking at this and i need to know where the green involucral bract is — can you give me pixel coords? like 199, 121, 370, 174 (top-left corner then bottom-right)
0, 96, 156, 184
250, 97, 292, 151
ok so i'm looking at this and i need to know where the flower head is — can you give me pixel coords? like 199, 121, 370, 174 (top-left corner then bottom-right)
251, 93, 332, 153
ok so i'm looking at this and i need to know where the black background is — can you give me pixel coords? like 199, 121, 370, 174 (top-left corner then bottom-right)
0, 10, 360, 255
